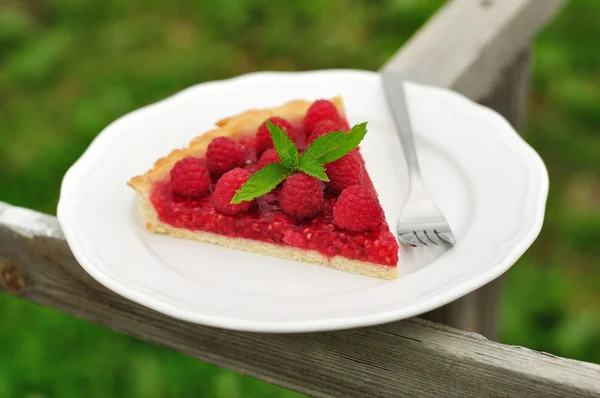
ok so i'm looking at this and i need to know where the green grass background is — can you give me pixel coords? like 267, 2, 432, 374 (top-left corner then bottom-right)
1, 0, 599, 396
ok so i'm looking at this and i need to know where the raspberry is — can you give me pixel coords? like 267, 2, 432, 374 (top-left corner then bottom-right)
206, 136, 246, 175
256, 117, 293, 155
303, 99, 340, 132
278, 173, 324, 218
339, 119, 350, 131
213, 168, 253, 215
308, 119, 343, 144
257, 148, 280, 168
170, 157, 211, 198
288, 125, 305, 141
244, 163, 260, 175
325, 152, 363, 192
333, 185, 383, 232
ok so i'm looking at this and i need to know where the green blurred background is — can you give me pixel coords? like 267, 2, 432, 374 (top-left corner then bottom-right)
1, 0, 599, 397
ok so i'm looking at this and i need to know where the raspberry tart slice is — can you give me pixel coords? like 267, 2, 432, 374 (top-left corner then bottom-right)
128, 97, 399, 279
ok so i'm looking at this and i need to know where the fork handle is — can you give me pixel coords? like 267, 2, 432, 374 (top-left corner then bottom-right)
382, 75, 423, 184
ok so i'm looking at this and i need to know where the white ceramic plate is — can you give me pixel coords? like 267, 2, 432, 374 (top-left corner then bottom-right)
57, 70, 548, 333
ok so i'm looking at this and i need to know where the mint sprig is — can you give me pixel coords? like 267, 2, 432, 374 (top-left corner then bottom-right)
298, 154, 329, 181
303, 122, 367, 163
231, 120, 367, 204
266, 120, 298, 169
231, 163, 292, 204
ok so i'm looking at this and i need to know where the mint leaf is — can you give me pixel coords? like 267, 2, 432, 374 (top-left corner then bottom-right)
304, 122, 367, 164
267, 120, 298, 169
231, 163, 292, 204
298, 154, 329, 182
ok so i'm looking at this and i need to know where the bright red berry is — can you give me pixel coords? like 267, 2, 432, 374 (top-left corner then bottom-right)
256, 117, 293, 155
170, 157, 211, 198
257, 148, 280, 168
288, 125, 305, 141
308, 119, 343, 144
303, 99, 340, 132
206, 136, 246, 175
213, 168, 253, 215
326, 152, 363, 192
244, 163, 260, 174
339, 118, 350, 131
278, 173, 324, 218
333, 185, 383, 232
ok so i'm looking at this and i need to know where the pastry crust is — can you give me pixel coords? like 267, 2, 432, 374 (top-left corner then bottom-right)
128, 97, 398, 280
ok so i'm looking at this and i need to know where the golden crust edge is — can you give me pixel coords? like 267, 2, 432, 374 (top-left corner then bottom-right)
127, 96, 346, 198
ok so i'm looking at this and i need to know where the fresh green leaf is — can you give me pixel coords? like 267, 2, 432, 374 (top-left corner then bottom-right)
298, 153, 329, 181
304, 122, 367, 164
266, 120, 298, 169
231, 163, 292, 204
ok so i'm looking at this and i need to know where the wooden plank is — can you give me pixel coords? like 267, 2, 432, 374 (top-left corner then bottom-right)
480, 45, 533, 130
1, 202, 600, 398
382, 0, 566, 100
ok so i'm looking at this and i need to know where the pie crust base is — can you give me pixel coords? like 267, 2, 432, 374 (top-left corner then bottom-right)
128, 97, 398, 280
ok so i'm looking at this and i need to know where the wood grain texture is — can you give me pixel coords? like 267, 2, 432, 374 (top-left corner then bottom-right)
1, 202, 600, 398
382, 0, 566, 100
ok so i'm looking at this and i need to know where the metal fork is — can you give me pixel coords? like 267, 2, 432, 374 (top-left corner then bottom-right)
382, 72, 456, 247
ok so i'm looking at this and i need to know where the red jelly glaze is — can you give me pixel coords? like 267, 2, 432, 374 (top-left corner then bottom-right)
150, 119, 399, 267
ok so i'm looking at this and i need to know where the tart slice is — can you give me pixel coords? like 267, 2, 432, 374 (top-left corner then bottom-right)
128, 97, 399, 279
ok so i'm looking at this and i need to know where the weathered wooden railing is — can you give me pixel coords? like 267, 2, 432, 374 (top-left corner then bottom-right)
2, 1, 600, 397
